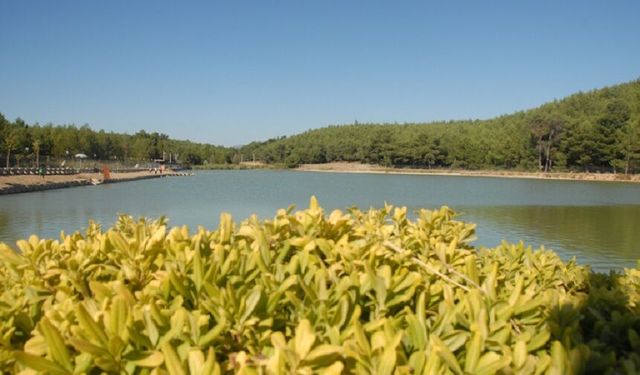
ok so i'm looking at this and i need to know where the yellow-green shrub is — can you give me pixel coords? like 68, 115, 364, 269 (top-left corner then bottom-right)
0, 197, 639, 374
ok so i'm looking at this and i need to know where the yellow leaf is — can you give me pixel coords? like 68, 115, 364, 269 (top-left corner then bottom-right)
304, 345, 342, 363
309, 196, 319, 212
377, 343, 397, 375
550, 341, 566, 375
161, 342, 186, 375
319, 361, 344, 375
514, 340, 527, 369
295, 319, 316, 359
464, 332, 482, 373
475, 352, 510, 375
135, 351, 165, 368
188, 349, 205, 374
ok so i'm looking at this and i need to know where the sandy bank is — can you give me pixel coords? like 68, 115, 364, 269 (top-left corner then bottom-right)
0, 171, 185, 195
296, 162, 640, 183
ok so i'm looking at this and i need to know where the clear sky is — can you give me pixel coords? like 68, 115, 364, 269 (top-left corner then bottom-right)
1, 1, 639, 146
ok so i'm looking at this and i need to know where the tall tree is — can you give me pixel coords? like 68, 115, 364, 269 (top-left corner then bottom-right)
530, 115, 564, 172
33, 139, 41, 167
4, 126, 21, 167
595, 99, 631, 171
613, 118, 640, 174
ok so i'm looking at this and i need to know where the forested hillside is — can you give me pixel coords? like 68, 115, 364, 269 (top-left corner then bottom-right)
241, 80, 640, 173
0, 116, 232, 167
2, 79, 640, 172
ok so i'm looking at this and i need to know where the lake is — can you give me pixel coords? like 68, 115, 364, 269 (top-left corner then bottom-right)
1, 170, 639, 272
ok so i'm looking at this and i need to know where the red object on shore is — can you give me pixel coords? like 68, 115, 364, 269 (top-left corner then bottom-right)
102, 165, 111, 180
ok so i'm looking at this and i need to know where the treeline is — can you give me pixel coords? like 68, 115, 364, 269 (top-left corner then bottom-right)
3, 79, 640, 172
0, 116, 232, 167
241, 79, 640, 173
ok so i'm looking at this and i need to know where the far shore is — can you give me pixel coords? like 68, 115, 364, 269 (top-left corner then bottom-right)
295, 162, 640, 183
0, 170, 185, 194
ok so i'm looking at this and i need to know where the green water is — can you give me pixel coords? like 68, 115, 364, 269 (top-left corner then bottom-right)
1, 170, 639, 271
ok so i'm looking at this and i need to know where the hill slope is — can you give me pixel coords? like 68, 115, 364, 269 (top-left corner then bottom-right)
2, 79, 639, 172
240, 80, 640, 173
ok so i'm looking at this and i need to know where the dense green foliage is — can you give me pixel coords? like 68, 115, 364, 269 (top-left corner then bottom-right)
2, 79, 640, 171
0, 116, 232, 167
241, 80, 640, 172
1, 199, 640, 374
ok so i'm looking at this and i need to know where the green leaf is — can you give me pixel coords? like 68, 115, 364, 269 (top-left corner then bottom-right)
432, 336, 463, 375
39, 318, 73, 371
108, 296, 129, 341
240, 288, 261, 323
193, 242, 204, 292
201, 347, 220, 375
76, 304, 108, 347
475, 352, 510, 375
160, 308, 187, 345
219, 212, 233, 243
198, 317, 227, 347
69, 337, 112, 359
527, 329, 550, 352
14, 352, 72, 375
0, 243, 27, 267
464, 332, 482, 373
144, 306, 160, 346
303, 345, 342, 365
550, 340, 566, 375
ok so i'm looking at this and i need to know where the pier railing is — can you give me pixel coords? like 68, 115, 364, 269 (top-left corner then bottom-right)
0, 167, 166, 176
0, 167, 80, 176
1, 164, 187, 176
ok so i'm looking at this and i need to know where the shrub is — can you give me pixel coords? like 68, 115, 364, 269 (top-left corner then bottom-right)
1, 197, 639, 374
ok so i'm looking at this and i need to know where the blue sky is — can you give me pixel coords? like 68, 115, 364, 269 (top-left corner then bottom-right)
1, 1, 639, 146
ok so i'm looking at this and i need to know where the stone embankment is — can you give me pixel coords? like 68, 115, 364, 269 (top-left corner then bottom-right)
0, 179, 92, 194
0, 171, 193, 195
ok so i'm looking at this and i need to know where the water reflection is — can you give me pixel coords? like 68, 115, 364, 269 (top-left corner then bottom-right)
1, 170, 639, 271
0, 211, 14, 242
462, 205, 640, 272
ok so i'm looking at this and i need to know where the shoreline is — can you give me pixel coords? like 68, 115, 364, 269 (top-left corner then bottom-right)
0, 171, 188, 195
295, 162, 640, 183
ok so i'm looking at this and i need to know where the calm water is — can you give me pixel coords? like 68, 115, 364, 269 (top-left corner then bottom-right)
1, 170, 639, 272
